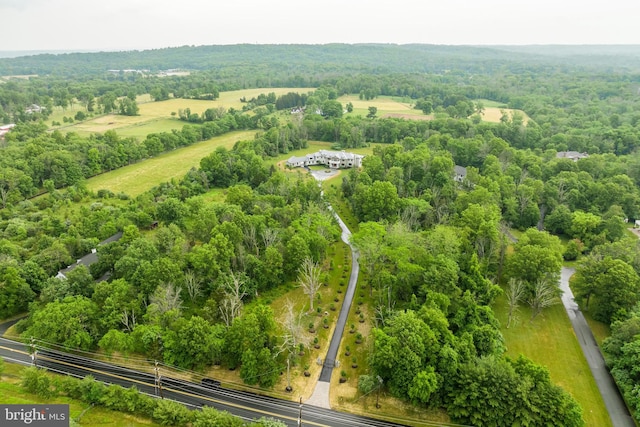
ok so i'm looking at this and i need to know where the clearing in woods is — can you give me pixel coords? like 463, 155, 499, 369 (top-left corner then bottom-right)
53, 88, 314, 138
85, 130, 254, 197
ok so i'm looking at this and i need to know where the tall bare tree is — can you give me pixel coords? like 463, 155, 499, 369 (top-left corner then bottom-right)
298, 257, 322, 312
244, 224, 259, 255
279, 299, 312, 354
149, 282, 183, 316
183, 269, 202, 302
261, 228, 280, 249
505, 278, 525, 328
529, 278, 560, 322
147, 282, 183, 327
219, 272, 247, 327
278, 299, 312, 391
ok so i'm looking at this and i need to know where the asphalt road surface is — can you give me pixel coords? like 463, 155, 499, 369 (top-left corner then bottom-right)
0, 336, 410, 427
559, 267, 636, 427
318, 204, 359, 382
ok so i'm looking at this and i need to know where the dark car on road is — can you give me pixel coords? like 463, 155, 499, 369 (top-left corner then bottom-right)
201, 377, 221, 388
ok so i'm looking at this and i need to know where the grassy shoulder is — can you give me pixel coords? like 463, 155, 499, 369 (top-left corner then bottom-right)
492, 292, 612, 427
0, 363, 161, 427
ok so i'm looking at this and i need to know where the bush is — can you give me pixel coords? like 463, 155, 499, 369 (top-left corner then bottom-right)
153, 399, 193, 426
563, 239, 582, 261
56, 375, 83, 399
192, 406, 244, 427
21, 367, 54, 398
78, 375, 107, 404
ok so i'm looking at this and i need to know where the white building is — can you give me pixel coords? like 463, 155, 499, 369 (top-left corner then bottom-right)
0, 123, 15, 138
556, 151, 589, 161
286, 150, 364, 169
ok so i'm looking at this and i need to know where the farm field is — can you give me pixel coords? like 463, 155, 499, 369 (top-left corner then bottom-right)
476, 98, 531, 124
85, 130, 254, 197
337, 94, 430, 119
492, 292, 612, 427
54, 88, 314, 139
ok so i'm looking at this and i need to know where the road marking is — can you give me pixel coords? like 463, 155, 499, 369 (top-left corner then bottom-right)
37, 355, 328, 427
0, 345, 30, 356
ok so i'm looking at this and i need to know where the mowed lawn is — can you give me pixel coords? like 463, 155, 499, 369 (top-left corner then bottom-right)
85, 130, 254, 197
493, 293, 612, 427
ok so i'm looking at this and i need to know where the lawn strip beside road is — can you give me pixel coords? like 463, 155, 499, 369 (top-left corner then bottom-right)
493, 288, 613, 427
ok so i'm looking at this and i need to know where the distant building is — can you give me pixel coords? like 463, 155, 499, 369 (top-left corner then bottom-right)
556, 151, 589, 161
25, 104, 45, 114
454, 165, 467, 183
286, 150, 364, 169
0, 123, 15, 138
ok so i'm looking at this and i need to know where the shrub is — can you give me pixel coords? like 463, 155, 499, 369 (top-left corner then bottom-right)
153, 399, 193, 426
21, 367, 54, 398
79, 375, 107, 404
563, 239, 582, 261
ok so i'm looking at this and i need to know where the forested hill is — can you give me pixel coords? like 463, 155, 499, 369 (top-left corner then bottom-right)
2, 43, 640, 76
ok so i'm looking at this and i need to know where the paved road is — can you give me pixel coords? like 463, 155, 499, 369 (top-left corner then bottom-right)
559, 267, 636, 427
0, 336, 407, 427
318, 204, 359, 383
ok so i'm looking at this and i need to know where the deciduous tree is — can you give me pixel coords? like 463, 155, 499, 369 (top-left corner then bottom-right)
298, 257, 322, 312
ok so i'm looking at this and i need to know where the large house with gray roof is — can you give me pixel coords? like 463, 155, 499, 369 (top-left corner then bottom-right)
286, 150, 364, 169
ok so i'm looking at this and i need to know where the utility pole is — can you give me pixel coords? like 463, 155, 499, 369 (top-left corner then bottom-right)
298, 396, 302, 426
30, 337, 37, 368
376, 375, 383, 409
154, 361, 164, 398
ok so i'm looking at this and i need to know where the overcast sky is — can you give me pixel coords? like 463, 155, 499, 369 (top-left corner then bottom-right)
2, 0, 639, 52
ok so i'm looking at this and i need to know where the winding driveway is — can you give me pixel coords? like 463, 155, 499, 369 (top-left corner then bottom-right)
307, 185, 360, 409
559, 267, 635, 427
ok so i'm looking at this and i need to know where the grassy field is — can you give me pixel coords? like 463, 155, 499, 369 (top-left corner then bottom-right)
0, 363, 161, 427
85, 130, 254, 197
476, 99, 530, 124
336, 95, 431, 119
55, 88, 314, 139
493, 292, 612, 427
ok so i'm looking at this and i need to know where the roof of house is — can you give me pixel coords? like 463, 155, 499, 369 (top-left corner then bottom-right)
58, 231, 123, 276
286, 155, 308, 164
318, 150, 363, 160
556, 151, 589, 159
454, 165, 467, 177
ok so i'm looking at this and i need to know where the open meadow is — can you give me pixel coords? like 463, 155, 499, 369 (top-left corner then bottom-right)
52, 88, 314, 139
492, 292, 612, 427
337, 94, 431, 119
85, 130, 255, 197
476, 98, 530, 124
335, 94, 530, 124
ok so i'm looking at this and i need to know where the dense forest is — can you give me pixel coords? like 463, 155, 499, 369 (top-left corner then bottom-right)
2, 44, 640, 426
